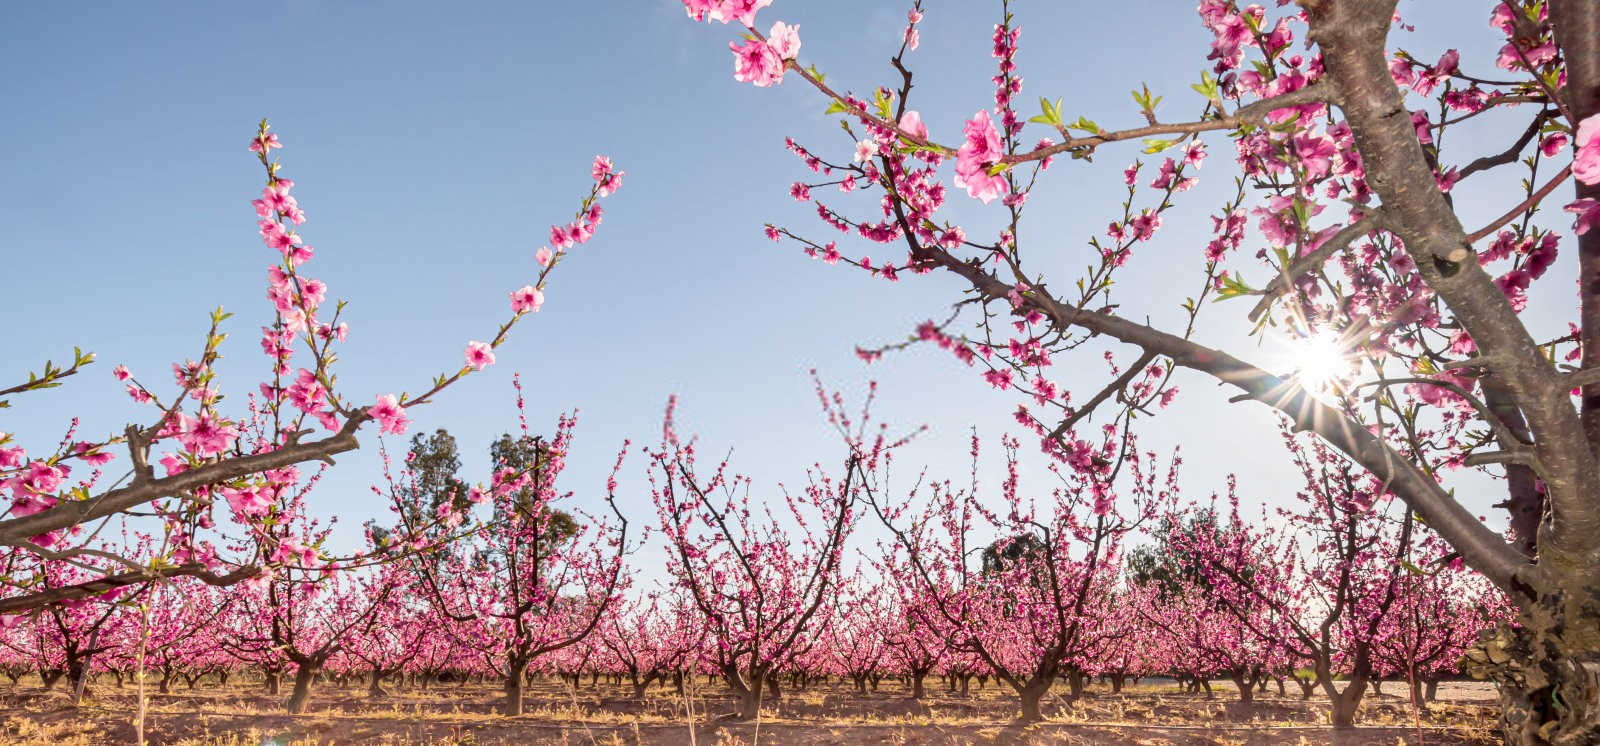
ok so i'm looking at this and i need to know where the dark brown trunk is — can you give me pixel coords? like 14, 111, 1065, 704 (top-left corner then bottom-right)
1018, 680, 1049, 721
503, 657, 528, 716
285, 665, 316, 714
1229, 670, 1254, 704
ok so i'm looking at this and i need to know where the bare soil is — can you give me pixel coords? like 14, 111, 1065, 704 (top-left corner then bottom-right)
0, 675, 1502, 745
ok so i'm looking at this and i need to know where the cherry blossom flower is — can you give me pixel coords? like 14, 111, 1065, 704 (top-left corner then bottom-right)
767, 21, 801, 60
176, 412, 238, 457
369, 394, 409, 435
248, 132, 281, 153
1575, 114, 1600, 186
730, 37, 784, 87
1567, 199, 1600, 236
954, 110, 1007, 204
465, 340, 497, 371
898, 110, 928, 140
510, 285, 545, 314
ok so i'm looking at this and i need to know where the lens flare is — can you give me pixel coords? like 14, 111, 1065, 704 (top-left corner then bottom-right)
1293, 331, 1353, 395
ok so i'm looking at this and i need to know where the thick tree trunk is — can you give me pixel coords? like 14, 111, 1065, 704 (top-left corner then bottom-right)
1424, 678, 1438, 701
503, 658, 529, 716
368, 669, 388, 698
1066, 669, 1085, 700
285, 665, 317, 714
911, 670, 926, 700
1330, 686, 1364, 729
1018, 680, 1049, 722
40, 669, 63, 691
1466, 594, 1600, 746
1320, 667, 1367, 729
734, 671, 764, 720
1229, 670, 1254, 704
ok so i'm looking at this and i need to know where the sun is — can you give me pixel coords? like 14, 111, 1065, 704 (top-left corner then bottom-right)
1293, 331, 1355, 395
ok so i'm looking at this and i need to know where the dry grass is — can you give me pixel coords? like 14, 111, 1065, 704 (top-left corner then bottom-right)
0, 674, 1500, 745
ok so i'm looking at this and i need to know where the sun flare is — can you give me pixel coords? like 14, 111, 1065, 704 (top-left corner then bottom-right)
1293, 331, 1354, 395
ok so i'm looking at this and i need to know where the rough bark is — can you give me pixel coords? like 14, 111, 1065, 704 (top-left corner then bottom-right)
285, 665, 316, 714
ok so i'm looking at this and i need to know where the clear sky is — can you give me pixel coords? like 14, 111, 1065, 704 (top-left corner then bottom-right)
0, 2, 1569, 571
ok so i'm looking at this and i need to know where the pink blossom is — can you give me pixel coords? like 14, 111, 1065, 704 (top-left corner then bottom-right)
767, 21, 801, 60
730, 37, 785, 87
1567, 199, 1600, 236
465, 341, 496, 371
898, 110, 928, 140
223, 486, 271, 520
369, 394, 410, 435
592, 155, 624, 196
286, 369, 327, 412
1574, 114, 1600, 186
983, 368, 1014, 390
1541, 132, 1569, 157
249, 132, 281, 153
954, 110, 1008, 204
709, 0, 770, 26
1292, 132, 1336, 180
176, 412, 238, 457
1129, 210, 1162, 241
853, 139, 878, 162
536, 247, 554, 267
113, 364, 131, 381
510, 285, 545, 313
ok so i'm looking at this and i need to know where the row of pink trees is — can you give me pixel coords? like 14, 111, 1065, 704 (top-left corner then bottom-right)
0, 410, 1504, 728
0, 363, 1510, 729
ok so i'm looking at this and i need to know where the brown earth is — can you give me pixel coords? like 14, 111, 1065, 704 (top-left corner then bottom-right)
0, 675, 1501, 745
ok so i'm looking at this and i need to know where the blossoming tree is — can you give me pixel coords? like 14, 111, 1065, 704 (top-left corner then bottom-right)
0, 123, 621, 617
677, 1, 1600, 739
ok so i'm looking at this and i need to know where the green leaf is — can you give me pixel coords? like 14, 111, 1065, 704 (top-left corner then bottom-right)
1028, 96, 1065, 127
1215, 273, 1256, 301
1067, 116, 1102, 135
1142, 138, 1177, 154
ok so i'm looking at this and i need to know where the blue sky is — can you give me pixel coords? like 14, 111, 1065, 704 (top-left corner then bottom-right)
0, 2, 1568, 569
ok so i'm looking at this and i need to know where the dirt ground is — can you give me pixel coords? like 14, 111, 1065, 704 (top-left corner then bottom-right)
0, 675, 1502, 745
